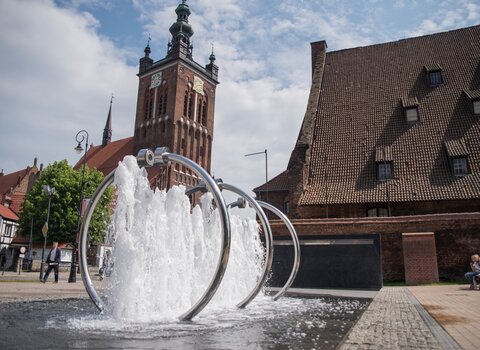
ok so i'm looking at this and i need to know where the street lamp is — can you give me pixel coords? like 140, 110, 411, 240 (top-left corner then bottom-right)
39, 185, 55, 281
245, 149, 268, 202
69, 129, 89, 283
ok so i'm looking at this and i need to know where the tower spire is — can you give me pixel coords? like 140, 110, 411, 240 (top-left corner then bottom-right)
167, 0, 194, 59
102, 95, 113, 147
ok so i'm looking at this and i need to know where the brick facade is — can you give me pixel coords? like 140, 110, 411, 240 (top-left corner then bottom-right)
402, 233, 439, 285
268, 212, 480, 281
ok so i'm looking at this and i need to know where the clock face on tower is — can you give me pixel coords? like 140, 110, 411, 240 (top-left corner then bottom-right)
193, 76, 204, 95
150, 71, 163, 89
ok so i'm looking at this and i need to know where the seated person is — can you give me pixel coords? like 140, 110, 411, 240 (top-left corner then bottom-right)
465, 254, 480, 290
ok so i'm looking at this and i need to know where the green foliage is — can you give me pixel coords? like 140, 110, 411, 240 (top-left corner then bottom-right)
18, 160, 112, 245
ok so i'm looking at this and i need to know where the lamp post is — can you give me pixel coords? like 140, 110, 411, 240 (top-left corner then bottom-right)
245, 149, 268, 202
69, 129, 89, 283
39, 185, 55, 281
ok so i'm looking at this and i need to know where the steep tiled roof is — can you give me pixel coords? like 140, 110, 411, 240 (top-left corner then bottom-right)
74, 137, 135, 176
0, 168, 28, 194
299, 25, 480, 205
0, 203, 19, 221
254, 171, 290, 192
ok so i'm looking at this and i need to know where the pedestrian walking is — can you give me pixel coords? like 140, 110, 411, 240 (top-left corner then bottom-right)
41, 242, 61, 283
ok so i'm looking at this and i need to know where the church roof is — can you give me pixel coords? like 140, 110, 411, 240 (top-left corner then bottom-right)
74, 137, 135, 176
294, 25, 480, 206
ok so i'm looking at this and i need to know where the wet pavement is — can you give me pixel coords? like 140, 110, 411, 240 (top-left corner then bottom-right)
2, 272, 477, 349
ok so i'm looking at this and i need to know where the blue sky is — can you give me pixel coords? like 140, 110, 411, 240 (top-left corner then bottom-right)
1, 0, 479, 195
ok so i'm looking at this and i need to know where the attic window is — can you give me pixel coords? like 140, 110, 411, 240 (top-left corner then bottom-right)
424, 64, 443, 86
375, 146, 393, 181
401, 97, 419, 123
405, 107, 419, 122
473, 99, 480, 115
428, 70, 443, 86
452, 157, 468, 177
463, 90, 480, 115
445, 139, 470, 177
377, 162, 393, 181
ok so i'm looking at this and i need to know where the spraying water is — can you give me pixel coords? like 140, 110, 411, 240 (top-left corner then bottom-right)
103, 156, 264, 322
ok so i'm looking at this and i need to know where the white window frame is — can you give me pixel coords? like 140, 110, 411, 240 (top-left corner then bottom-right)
405, 107, 418, 122
452, 157, 468, 177
378, 162, 393, 181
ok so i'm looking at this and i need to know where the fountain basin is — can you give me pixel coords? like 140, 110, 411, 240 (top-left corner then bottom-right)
0, 295, 369, 349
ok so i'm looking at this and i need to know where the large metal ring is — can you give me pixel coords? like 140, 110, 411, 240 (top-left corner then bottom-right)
257, 201, 300, 301
79, 149, 231, 321
186, 181, 274, 309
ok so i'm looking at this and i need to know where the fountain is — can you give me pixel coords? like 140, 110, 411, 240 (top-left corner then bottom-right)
0, 148, 370, 349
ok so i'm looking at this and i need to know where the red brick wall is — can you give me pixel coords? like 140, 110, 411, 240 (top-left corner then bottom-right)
402, 233, 439, 284
268, 212, 480, 282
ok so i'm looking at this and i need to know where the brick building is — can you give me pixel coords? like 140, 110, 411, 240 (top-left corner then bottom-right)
0, 158, 42, 215
76, 1, 218, 190
255, 25, 480, 219
256, 25, 480, 285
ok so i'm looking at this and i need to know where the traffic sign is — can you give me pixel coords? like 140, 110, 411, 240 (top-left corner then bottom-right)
42, 222, 48, 237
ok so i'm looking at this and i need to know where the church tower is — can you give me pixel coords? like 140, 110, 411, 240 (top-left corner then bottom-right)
133, 0, 219, 189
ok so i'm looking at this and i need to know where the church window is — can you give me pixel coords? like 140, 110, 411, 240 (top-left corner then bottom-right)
163, 92, 168, 115
183, 91, 189, 116
188, 93, 193, 119
181, 138, 186, 149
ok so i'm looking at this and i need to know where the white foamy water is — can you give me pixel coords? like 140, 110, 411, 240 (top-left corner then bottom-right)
102, 156, 265, 322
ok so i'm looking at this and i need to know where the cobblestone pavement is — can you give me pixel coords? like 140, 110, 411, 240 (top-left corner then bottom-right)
338, 287, 460, 350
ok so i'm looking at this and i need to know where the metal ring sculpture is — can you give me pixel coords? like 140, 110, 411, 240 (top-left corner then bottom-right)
256, 201, 301, 301
186, 181, 274, 309
79, 148, 231, 321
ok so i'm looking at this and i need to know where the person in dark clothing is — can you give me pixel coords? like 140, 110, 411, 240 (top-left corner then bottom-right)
42, 242, 61, 283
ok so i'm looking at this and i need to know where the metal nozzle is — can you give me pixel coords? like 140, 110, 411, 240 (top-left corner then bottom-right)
136, 148, 155, 167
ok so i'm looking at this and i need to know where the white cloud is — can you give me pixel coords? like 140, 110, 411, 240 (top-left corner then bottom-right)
408, 0, 479, 37
0, 0, 137, 172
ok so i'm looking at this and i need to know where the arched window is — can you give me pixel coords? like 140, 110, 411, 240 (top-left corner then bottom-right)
183, 90, 189, 116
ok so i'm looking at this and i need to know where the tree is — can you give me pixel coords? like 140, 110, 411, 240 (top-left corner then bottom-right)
18, 160, 112, 245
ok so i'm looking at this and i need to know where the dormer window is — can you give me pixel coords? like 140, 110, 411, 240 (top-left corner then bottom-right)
401, 97, 419, 123
445, 139, 470, 177
378, 162, 393, 181
452, 157, 468, 177
474, 99, 480, 115
463, 90, 480, 115
375, 146, 393, 181
405, 107, 419, 122
424, 64, 443, 87
428, 70, 443, 85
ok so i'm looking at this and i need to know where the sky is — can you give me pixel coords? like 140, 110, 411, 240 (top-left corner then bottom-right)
0, 0, 479, 195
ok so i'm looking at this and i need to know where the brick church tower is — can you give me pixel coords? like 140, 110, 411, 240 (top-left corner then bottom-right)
133, 0, 219, 189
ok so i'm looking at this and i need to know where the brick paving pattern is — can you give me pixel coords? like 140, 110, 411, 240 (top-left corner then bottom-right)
339, 287, 444, 349
409, 285, 480, 350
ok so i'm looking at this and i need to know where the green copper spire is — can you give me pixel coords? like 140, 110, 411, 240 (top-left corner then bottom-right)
168, 0, 194, 58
